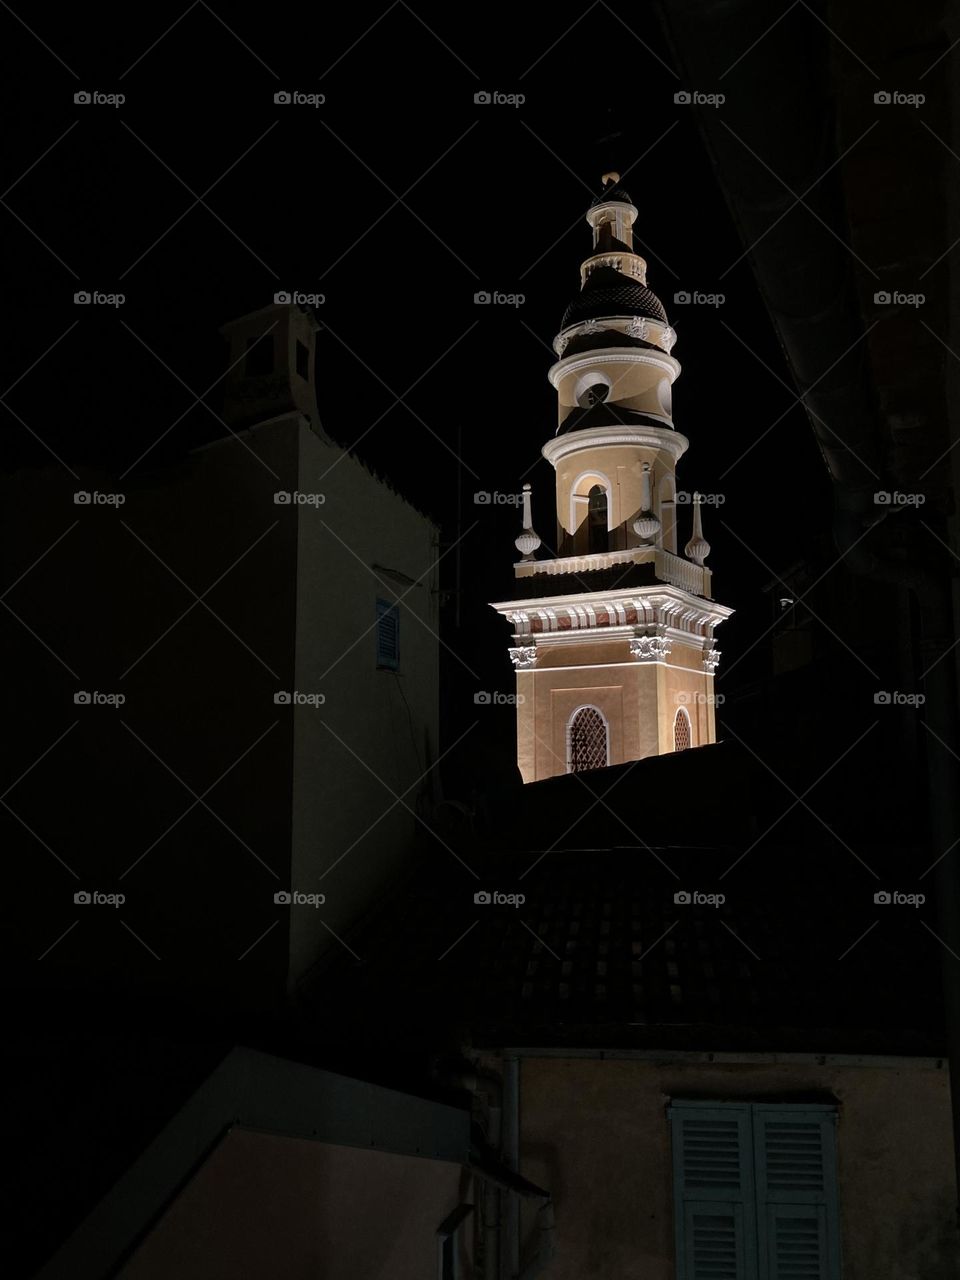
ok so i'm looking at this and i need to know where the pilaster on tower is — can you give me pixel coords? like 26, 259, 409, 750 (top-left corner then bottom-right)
490, 175, 734, 785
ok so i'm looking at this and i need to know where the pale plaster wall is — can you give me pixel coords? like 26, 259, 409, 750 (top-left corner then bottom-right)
515, 1056, 958, 1280
515, 649, 719, 783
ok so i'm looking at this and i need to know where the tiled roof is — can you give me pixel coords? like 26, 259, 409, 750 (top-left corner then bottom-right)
317, 748, 945, 1056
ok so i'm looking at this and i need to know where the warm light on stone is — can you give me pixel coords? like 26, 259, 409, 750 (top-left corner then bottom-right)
490, 178, 734, 784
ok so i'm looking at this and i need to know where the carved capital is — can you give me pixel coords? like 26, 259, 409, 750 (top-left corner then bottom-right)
509, 645, 537, 670
703, 646, 721, 674
630, 625, 671, 662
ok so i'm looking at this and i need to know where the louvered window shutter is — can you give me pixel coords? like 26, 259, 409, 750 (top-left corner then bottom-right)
753, 1106, 841, 1280
376, 598, 400, 670
670, 1104, 759, 1280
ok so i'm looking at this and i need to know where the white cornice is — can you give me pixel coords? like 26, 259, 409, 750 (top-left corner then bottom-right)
548, 346, 681, 388
542, 425, 690, 467
489, 584, 734, 625
586, 200, 637, 222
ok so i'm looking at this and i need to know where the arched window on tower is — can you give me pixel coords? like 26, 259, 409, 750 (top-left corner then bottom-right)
567, 706, 609, 773
674, 707, 692, 752
587, 485, 608, 555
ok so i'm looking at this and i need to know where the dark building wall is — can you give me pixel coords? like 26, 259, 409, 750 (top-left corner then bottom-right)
2, 425, 300, 1004
117, 1128, 473, 1280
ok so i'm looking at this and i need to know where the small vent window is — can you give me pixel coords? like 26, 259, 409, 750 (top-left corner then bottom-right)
376, 598, 400, 670
675, 708, 691, 752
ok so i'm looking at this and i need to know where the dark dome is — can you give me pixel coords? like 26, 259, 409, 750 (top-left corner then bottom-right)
561, 266, 668, 331
590, 183, 635, 207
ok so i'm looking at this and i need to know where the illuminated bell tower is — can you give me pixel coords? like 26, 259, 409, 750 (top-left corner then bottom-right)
490, 175, 734, 784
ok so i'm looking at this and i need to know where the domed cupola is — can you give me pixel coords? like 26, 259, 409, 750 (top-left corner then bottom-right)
554, 174, 676, 360
561, 267, 669, 331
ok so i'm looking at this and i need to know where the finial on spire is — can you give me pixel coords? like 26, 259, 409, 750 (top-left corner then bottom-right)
515, 483, 541, 563
684, 493, 711, 566
633, 462, 661, 544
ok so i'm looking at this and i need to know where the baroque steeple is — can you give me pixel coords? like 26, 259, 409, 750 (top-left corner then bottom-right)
490, 177, 733, 785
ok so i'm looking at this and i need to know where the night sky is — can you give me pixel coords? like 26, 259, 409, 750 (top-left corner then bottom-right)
1, 3, 829, 791
2, 8, 952, 1274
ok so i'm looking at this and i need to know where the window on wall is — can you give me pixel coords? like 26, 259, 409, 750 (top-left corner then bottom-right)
669, 1100, 841, 1280
674, 708, 691, 752
587, 485, 608, 554
375, 598, 399, 670
568, 706, 608, 773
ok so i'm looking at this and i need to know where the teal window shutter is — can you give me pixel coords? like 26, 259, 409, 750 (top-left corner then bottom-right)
670, 1103, 759, 1279
753, 1106, 841, 1280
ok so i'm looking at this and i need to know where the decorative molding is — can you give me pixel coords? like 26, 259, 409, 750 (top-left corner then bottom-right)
703, 646, 721, 673
630, 624, 672, 662
542, 424, 689, 468
491, 584, 734, 628
508, 646, 537, 670
580, 252, 648, 286
554, 319, 677, 358
548, 346, 680, 388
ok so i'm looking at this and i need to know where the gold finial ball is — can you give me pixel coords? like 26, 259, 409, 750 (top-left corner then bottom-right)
601, 171, 620, 187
